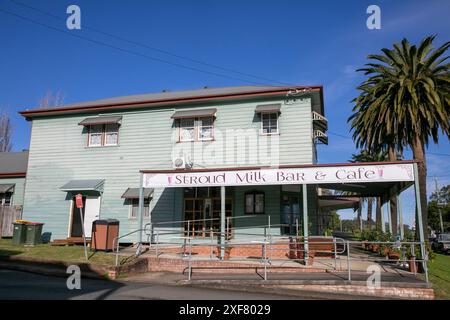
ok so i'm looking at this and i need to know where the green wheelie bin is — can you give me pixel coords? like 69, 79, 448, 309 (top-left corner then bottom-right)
12, 222, 27, 245
24, 223, 44, 246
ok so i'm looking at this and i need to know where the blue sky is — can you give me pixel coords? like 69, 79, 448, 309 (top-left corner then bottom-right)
0, 0, 449, 226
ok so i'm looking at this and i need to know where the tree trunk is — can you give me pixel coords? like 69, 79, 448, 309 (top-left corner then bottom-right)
388, 146, 398, 236
356, 200, 362, 231
376, 197, 382, 231
367, 197, 373, 230
411, 134, 428, 239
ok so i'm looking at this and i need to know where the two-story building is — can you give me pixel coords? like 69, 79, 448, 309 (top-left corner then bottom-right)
19, 85, 329, 243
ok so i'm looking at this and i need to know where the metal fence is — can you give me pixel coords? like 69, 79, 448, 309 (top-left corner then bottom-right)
113, 216, 428, 283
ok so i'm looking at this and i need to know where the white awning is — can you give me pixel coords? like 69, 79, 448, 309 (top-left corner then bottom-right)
60, 179, 105, 192
121, 188, 154, 199
78, 116, 122, 126
142, 162, 415, 189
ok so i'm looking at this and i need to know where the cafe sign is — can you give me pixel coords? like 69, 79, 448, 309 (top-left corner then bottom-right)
143, 163, 415, 188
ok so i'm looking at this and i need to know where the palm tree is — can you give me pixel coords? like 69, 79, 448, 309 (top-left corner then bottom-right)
350, 150, 389, 231
349, 35, 450, 238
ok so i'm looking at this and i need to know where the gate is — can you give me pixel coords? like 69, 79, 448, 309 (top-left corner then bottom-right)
0, 206, 23, 237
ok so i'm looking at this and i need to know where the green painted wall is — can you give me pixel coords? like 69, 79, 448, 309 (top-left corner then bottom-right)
0, 177, 26, 206
22, 95, 317, 242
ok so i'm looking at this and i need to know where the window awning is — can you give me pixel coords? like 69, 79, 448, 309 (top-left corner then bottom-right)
0, 184, 15, 193
171, 108, 217, 119
78, 116, 122, 126
255, 104, 281, 113
60, 179, 105, 192
121, 188, 154, 199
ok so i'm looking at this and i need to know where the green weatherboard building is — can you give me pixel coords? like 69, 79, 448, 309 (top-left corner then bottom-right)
18, 86, 330, 243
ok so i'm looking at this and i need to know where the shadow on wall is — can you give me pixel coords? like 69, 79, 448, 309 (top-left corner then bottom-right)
151, 188, 181, 226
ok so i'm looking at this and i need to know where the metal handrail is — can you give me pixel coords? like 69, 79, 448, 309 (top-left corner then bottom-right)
113, 215, 429, 283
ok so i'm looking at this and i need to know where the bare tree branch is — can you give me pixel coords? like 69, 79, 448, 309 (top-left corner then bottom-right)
39, 90, 65, 108
0, 109, 13, 152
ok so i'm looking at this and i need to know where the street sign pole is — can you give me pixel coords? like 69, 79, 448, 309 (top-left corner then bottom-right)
434, 178, 444, 234
76, 194, 89, 261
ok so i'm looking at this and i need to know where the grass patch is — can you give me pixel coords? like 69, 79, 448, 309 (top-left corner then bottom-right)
425, 253, 450, 299
0, 238, 134, 267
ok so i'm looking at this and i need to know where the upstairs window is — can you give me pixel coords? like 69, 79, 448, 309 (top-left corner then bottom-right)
261, 113, 279, 135
198, 117, 214, 141
180, 118, 196, 142
179, 117, 214, 142
88, 124, 119, 147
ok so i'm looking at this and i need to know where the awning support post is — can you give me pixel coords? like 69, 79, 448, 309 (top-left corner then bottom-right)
137, 172, 144, 246
220, 186, 226, 260
387, 199, 393, 234
302, 184, 309, 265
397, 194, 404, 240
381, 201, 386, 233
413, 163, 428, 283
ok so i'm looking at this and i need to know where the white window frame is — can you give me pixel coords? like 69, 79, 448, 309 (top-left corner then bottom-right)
104, 123, 120, 146
129, 198, 150, 219
197, 117, 214, 141
260, 112, 279, 135
179, 118, 196, 142
178, 116, 214, 142
88, 124, 104, 147
88, 124, 119, 147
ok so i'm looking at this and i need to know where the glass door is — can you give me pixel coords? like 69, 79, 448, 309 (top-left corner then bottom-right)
281, 195, 300, 235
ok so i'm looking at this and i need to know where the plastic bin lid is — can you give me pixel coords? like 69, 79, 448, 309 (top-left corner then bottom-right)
94, 219, 119, 225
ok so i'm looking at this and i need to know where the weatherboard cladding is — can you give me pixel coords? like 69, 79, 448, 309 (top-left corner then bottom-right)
22, 96, 315, 242
0, 177, 25, 206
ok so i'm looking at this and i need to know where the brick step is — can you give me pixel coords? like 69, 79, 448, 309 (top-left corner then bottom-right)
146, 256, 331, 274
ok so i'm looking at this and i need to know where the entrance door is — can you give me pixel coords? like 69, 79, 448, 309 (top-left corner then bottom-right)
281, 195, 300, 235
84, 196, 100, 237
70, 195, 100, 238
184, 197, 232, 238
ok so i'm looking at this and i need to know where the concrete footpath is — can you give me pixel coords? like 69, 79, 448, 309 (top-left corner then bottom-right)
0, 255, 434, 300
124, 271, 434, 300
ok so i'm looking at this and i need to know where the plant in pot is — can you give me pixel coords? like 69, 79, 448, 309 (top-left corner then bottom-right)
406, 246, 421, 273
366, 230, 379, 251
388, 248, 401, 260
379, 244, 390, 258
360, 230, 369, 249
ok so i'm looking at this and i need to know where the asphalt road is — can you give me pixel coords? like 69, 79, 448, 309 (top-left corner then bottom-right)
0, 269, 308, 300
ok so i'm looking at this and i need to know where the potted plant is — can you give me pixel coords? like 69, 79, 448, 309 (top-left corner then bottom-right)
379, 245, 390, 258
406, 246, 421, 273
388, 248, 401, 260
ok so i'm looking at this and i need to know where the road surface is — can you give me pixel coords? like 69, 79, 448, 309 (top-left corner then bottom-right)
0, 269, 311, 300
